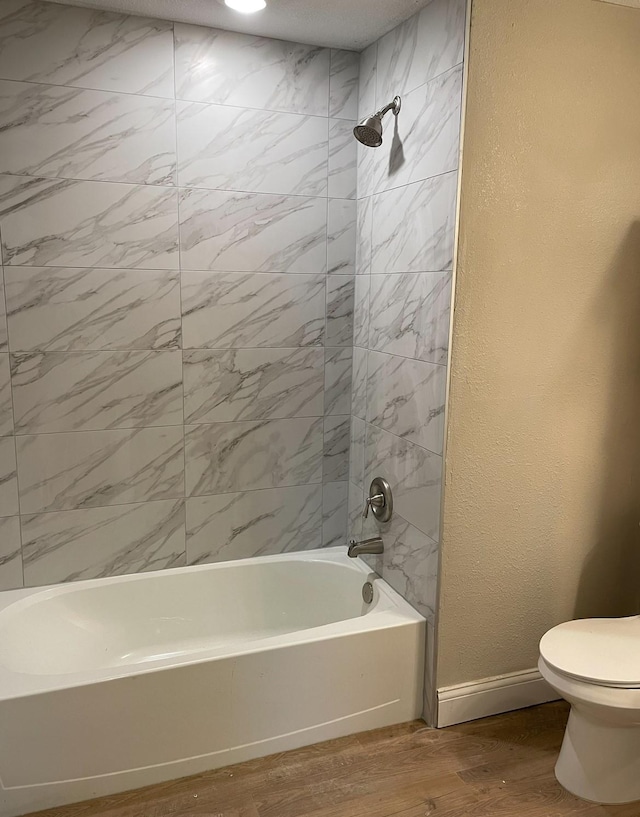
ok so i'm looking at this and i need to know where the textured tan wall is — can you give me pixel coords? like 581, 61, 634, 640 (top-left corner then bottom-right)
437, 0, 640, 688
598, 1, 640, 8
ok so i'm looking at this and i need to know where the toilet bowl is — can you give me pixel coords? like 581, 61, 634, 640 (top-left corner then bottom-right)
539, 615, 640, 805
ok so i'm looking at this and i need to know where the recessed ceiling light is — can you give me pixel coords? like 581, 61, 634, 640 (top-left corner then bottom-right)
224, 0, 266, 13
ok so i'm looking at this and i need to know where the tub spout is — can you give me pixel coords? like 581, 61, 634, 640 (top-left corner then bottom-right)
347, 537, 384, 558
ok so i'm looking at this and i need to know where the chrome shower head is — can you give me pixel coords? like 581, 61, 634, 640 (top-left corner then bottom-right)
353, 96, 401, 148
353, 115, 384, 147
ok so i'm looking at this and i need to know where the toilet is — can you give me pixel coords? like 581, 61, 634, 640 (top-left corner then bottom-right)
539, 615, 640, 805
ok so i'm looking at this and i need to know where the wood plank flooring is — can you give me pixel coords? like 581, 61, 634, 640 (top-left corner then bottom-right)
26, 702, 640, 817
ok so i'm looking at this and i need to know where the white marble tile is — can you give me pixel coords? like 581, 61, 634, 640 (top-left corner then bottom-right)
186, 485, 322, 565
327, 199, 356, 276
356, 196, 372, 275
0, 0, 174, 97
11, 350, 183, 433
347, 480, 364, 541
329, 50, 359, 120
371, 171, 457, 273
0, 437, 18, 517
174, 24, 330, 115
16, 426, 184, 514
0, 80, 176, 186
0, 175, 179, 269
328, 119, 357, 200
365, 423, 441, 540
21, 499, 186, 586
323, 416, 350, 484
179, 187, 326, 273
181, 272, 325, 349
5, 267, 181, 352
361, 511, 439, 620
0, 355, 13, 436
367, 351, 446, 454
355, 46, 377, 200
369, 272, 451, 364
324, 347, 352, 417
356, 140, 376, 200
0, 268, 8, 352
183, 348, 324, 423
376, 0, 465, 106
351, 345, 367, 421
185, 417, 323, 496
326, 275, 355, 347
373, 64, 463, 193
358, 43, 377, 121
353, 274, 370, 348
349, 415, 366, 489
0, 516, 21, 590
322, 481, 348, 547
177, 101, 328, 196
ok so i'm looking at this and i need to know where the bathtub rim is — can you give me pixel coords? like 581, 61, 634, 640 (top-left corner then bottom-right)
0, 547, 424, 700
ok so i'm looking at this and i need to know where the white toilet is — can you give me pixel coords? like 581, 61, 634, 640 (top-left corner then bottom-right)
539, 615, 640, 805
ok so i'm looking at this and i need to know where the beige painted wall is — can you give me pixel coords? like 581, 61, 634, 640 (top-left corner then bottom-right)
598, 1, 640, 9
437, 0, 640, 688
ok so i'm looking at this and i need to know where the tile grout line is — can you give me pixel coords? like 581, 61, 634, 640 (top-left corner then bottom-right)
2, 264, 452, 275
0, 169, 346, 199
0, 217, 24, 587
2, 74, 358, 119
321, 58, 332, 544
345, 48, 366, 535
0, 132, 24, 586
172, 23, 191, 568
361, 40, 377, 503
171, 23, 189, 564
0, 164, 460, 201
17, 483, 329, 518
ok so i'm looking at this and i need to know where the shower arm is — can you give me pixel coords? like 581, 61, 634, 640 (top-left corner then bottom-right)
375, 96, 402, 120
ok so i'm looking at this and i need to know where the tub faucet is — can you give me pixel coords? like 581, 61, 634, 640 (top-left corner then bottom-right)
347, 537, 384, 558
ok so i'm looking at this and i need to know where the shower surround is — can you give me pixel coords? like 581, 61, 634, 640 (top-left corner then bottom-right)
0, 0, 358, 589
348, 0, 466, 718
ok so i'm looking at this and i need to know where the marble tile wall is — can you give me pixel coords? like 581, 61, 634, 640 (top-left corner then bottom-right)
0, 0, 359, 589
347, 0, 466, 719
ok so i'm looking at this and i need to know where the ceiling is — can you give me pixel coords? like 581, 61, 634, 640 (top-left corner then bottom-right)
43, 0, 432, 50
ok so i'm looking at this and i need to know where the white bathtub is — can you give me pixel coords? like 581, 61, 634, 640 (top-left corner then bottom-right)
0, 547, 424, 817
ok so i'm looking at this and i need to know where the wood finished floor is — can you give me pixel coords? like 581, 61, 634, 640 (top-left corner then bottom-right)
27, 702, 639, 817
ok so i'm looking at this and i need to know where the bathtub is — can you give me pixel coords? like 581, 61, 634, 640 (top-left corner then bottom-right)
0, 547, 424, 817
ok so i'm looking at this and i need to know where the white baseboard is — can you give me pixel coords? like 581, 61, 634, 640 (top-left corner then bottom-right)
436, 668, 559, 728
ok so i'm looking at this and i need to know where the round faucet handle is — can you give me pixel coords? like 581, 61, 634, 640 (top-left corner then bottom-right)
362, 493, 385, 519
361, 477, 394, 523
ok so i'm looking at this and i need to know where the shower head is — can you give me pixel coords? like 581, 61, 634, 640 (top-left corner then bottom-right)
353, 116, 383, 148
353, 96, 401, 148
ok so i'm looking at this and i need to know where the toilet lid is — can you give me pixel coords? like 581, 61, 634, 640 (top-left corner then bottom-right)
539, 616, 640, 688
